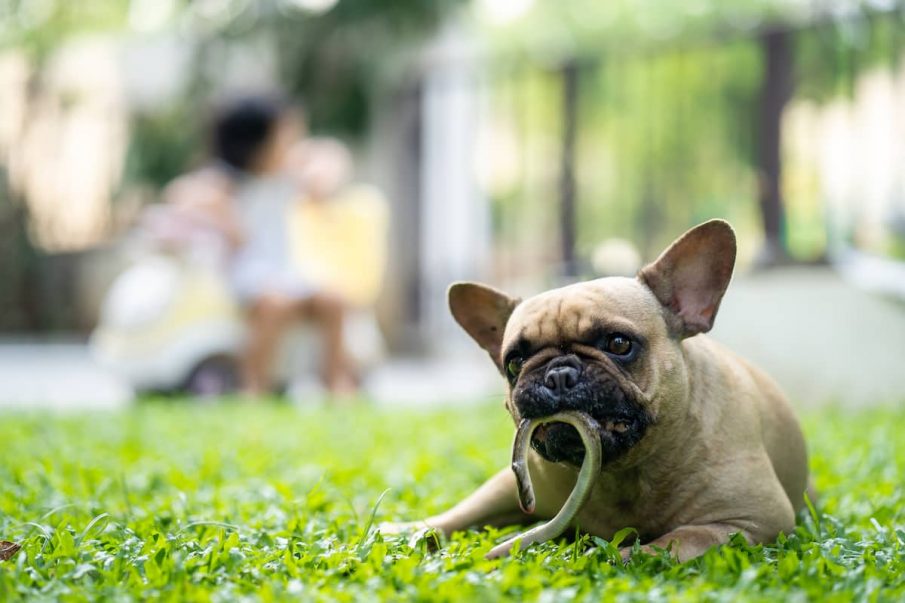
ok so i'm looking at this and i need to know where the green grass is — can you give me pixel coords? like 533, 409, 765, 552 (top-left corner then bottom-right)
0, 401, 902, 601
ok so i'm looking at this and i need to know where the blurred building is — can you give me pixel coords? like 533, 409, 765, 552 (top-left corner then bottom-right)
1, 0, 905, 355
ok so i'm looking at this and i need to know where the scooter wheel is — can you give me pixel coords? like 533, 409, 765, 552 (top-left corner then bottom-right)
184, 355, 240, 398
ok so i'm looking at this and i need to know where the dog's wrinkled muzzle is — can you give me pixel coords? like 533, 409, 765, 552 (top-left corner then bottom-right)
514, 356, 652, 467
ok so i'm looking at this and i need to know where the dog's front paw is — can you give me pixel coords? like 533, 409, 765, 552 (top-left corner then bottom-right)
618, 544, 658, 564
377, 522, 443, 551
619, 546, 634, 564
376, 521, 420, 536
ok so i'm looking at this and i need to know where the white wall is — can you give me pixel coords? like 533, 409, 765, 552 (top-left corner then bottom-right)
419, 22, 492, 347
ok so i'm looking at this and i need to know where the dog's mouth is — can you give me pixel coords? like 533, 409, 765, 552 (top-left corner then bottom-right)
530, 412, 648, 467
514, 358, 653, 467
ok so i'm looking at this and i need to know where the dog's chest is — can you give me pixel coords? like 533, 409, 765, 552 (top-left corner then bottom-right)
572, 475, 669, 540
531, 452, 702, 542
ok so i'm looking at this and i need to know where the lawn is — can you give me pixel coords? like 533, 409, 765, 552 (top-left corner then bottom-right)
0, 401, 902, 601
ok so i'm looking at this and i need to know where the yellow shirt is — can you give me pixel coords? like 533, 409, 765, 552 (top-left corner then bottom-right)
288, 184, 389, 307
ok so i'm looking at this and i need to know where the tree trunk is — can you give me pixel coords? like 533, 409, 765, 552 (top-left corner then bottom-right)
559, 60, 579, 277
757, 29, 793, 264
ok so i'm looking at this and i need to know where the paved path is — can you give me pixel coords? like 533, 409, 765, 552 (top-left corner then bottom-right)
0, 341, 132, 410
711, 266, 905, 408
0, 267, 902, 410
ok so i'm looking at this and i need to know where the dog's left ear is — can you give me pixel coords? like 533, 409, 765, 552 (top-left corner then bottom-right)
448, 282, 520, 371
638, 219, 736, 338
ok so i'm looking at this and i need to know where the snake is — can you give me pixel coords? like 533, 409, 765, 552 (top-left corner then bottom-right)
485, 410, 603, 560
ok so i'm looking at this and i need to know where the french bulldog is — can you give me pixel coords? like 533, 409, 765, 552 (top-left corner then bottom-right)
396, 220, 809, 561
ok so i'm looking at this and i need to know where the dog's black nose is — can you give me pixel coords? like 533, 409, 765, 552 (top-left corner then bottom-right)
543, 357, 581, 397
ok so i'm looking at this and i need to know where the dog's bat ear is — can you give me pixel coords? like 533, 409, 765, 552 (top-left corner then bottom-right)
637, 219, 736, 338
448, 282, 519, 371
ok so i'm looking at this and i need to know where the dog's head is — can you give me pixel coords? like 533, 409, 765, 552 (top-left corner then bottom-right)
449, 220, 736, 469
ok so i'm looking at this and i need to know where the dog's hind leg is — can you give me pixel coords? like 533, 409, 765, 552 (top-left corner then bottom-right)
620, 522, 757, 563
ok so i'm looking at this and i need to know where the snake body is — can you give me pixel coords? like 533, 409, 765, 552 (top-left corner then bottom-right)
485, 411, 602, 560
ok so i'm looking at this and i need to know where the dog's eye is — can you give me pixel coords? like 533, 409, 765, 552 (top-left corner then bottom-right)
506, 357, 523, 379
604, 334, 633, 357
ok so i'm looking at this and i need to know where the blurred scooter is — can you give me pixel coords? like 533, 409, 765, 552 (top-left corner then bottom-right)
91, 184, 388, 398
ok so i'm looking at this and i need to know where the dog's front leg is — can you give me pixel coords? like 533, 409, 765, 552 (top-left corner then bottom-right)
422, 467, 531, 536
620, 523, 754, 563
382, 468, 528, 538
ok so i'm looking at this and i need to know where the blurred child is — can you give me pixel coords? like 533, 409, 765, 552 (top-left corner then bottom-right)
164, 96, 357, 398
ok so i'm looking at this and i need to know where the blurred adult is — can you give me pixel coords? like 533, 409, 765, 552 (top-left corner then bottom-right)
163, 96, 357, 398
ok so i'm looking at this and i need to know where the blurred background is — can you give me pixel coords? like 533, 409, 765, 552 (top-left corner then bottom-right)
1, 0, 904, 410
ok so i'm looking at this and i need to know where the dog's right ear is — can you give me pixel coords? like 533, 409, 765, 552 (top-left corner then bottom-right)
448, 282, 519, 371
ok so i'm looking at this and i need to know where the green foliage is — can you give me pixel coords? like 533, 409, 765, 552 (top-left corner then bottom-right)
479, 0, 905, 60
576, 41, 764, 259
487, 42, 765, 263
0, 0, 129, 61
796, 13, 905, 103
485, 8, 905, 263
0, 402, 902, 600
2, 0, 466, 139
121, 104, 203, 190
269, 0, 465, 137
